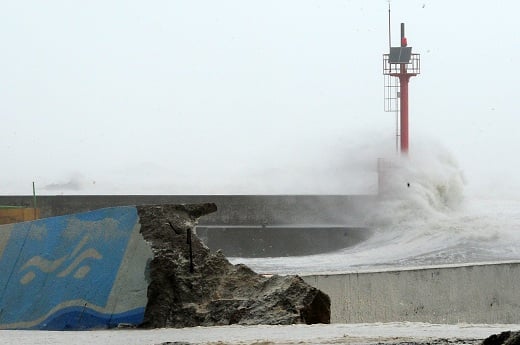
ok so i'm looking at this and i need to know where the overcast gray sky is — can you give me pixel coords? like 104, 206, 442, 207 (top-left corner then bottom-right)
1, 1, 519, 195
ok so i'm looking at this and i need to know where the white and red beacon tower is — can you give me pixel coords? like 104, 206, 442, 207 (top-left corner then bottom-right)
383, 23, 420, 155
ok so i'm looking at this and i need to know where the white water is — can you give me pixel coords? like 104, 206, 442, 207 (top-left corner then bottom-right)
230, 147, 520, 275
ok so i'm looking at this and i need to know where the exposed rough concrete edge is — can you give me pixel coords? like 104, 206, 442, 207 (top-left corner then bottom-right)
136, 203, 331, 328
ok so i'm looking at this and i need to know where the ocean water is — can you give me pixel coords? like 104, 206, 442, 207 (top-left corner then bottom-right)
230, 150, 520, 275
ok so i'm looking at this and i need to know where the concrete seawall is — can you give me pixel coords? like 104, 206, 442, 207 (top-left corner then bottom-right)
3, 195, 519, 325
0, 195, 375, 258
196, 226, 370, 257
303, 262, 520, 324
0, 195, 374, 226
3, 202, 519, 326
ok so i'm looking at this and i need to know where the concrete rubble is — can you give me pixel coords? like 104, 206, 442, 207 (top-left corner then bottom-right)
136, 203, 331, 328
482, 331, 520, 345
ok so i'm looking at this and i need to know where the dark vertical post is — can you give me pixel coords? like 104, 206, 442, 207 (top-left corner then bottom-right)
187, 229, 194, 273
32, 182, 37, 220
388, 3, 392, 50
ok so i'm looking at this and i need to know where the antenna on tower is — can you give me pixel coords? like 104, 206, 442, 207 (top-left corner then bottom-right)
383, 9, 421, 155
388, 0, 392, 50
387, 1, 399, 152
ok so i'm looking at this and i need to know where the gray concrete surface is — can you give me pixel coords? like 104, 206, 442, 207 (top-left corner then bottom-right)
0, 195, 374, 258
196, 226, 371, 257
0, 195, 375, 226
303, 261, 520, 324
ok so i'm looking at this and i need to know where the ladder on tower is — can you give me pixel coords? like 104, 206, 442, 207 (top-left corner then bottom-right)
384, 72, 400, 151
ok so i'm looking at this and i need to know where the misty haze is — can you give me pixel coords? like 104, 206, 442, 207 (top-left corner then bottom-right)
1, 0, 520, 343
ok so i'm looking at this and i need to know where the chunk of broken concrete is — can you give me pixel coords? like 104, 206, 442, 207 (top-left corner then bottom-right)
137, 204, 330, 328
482, 331, 520, 345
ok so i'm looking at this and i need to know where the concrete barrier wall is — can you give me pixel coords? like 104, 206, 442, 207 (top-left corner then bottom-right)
196, 226, 370, 257
0, 195, 374, 226
3, 202, 518, 327
303, 262, 520, 324
0, 195, 375, 259
0, 207, 153, 330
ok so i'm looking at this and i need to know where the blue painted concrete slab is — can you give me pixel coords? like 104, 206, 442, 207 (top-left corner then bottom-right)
0, 206, 151, 330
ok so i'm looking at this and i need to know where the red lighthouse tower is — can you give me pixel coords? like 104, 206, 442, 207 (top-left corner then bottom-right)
383, 23, 420, 154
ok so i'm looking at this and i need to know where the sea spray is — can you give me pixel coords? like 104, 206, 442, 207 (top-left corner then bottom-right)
231, 145, 520, 274
375, 147, 466, 222
352, 143, 520, 269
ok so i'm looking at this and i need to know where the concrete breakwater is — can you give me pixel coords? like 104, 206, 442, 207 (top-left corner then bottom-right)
0, 195, 374, 226
2, 195, 520, 325
0, 195, 374, 257
303, 261, 520, 324
196, 226, 370, 257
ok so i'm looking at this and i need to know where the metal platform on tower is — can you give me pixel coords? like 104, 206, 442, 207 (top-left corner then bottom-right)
383, 21, 421, 154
